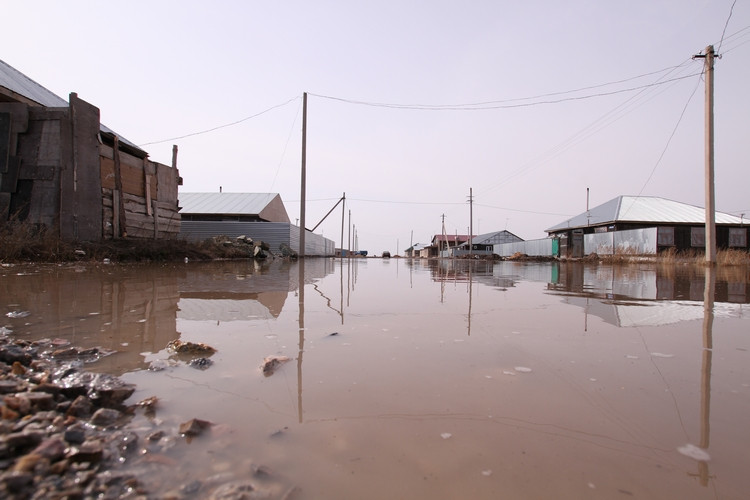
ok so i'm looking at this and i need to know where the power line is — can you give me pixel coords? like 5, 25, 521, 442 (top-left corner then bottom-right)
477, 59, 699, 195
269, 98, 303, 191
139, 97, 300, 146
308, 73, 700, 111
717, 0, 738, 54
349, 197, 465, 205
718, 25, 750, 54
620, 74, 703, 221
474, 203, 573, 217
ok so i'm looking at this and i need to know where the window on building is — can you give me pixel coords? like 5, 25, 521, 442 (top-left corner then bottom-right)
658, 226, 675, 246
691, 227, 705, 247
729, 228, 747, 248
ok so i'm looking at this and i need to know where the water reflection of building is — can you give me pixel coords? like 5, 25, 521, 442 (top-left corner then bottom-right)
422, 259, 518, 290
0, 259, 336, 375
547, 263, 749, 327
177, 259, 335, 321
0, 265, 182, 375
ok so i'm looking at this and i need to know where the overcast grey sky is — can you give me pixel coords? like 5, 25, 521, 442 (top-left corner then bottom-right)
3, 0, 749, 254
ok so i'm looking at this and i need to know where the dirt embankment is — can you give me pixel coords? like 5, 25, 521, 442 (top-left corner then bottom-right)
0, 224, 276, 264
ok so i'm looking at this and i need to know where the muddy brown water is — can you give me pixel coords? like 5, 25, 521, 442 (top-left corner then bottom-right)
1, 258, 749, 499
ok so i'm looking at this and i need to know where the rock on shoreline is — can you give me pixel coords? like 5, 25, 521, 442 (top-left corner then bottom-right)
0, 336, 297, 499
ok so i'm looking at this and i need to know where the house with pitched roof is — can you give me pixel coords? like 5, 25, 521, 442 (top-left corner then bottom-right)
179, 192, 335, 256
546, 195, 747, 257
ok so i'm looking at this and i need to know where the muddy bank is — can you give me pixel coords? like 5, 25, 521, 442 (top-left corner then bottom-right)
0, 225, 289, 264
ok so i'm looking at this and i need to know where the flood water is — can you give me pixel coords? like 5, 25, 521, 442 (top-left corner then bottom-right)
2, 258, 749, 499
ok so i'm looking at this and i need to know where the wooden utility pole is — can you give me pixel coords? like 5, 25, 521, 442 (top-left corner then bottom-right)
694, 46, 716, 264
468, 188, 474, 257
299, 92, 308, 257
340, 192, 346, 258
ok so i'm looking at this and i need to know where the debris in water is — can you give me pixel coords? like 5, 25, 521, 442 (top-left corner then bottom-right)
625, 355, 639, 359
262, 355, 291, 376
167, 339, 217, 355
650, 352, 674, 358
481, 470, 492, 476
440, 433, 452, 440
677, 444, 710, 461
189, 357, 214, 370
502, 370, 516, 376
514, 366, 532, 373
6, 310, 30, 318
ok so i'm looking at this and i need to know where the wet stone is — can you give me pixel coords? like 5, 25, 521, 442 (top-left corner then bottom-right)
1, 471, 33, 492
0, 345, 32, 365
90, 407, 122, 427
68, 439, 104, 464
64, 423, 87, 444
179, 418, 213, 437
5, 430, 45, 451
189, 357, 213, 370
32, 436, 67, 461
66, 395, 93, 418
22, 391, 55, 411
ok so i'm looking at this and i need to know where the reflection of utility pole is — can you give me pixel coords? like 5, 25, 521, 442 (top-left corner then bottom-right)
696, 266, 715, 485
693, 45, 716, 264
297, 260, 305, 423
467, 266, 473, 336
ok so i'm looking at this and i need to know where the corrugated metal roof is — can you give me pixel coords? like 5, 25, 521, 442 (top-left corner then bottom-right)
179, 192, 280, 215
469, 230, 524, 245
547, 195, 743, 232
0, 58, 144, 154
0, 59, 68, 107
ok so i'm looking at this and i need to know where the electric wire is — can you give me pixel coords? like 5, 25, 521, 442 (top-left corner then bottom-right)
477, 58, 699, 196
619, 73, 703, 221
269, 98, 303, 191
717, 0, 738, 54
138, 97, 300, 146
308, 73, 700, 111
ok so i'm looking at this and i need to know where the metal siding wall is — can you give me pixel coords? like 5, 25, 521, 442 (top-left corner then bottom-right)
584, 228, 657, 255
181, 221, 335, 256
493, 238, 554, 257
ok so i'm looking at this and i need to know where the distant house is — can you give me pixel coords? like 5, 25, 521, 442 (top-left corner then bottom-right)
179, 192, 335, 256
428, 234, 473, 258
546, 195, 748, 257
0, 59, 181, 241
404, 243, 429, 258
454, 230, 524, 256
180, 192, 289, 223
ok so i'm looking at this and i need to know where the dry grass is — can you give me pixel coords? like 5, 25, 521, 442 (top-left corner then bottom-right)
0, 221, 74, 262
656, 248, 750, 267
